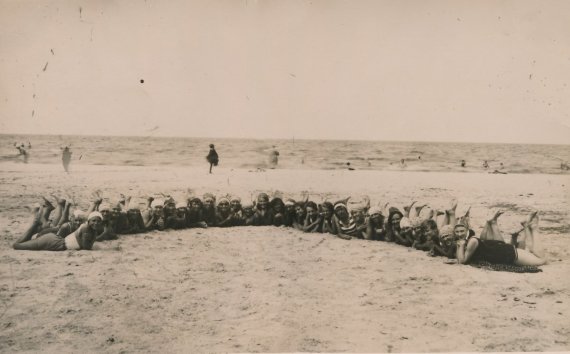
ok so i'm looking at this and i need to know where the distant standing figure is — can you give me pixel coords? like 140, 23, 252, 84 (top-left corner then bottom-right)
62, 146, 72, 173
461, 160, 466, 168
17, 144, 28, 163
206, 144, 219, 174
499, 162, 504, 170
269, 146, 279, 169
400, 159, 407, 168
483, 160, 489, 169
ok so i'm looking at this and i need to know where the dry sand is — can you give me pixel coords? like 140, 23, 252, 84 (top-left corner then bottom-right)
0, 163, 569, 353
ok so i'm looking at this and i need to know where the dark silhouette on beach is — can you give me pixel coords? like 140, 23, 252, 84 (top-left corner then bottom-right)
206, 144, 219, 174
62, 146, 72, 173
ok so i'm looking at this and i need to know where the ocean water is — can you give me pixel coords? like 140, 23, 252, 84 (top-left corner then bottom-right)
1, 134, 569, 175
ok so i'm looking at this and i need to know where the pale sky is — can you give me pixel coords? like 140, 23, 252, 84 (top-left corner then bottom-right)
1, 0, 569, 144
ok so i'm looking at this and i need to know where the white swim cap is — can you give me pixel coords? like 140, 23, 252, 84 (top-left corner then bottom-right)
98, 203, 111, 212
151, 199, 164, 208
440, 225, 454, 238
368, 206, 382, 216
88, 211, 103, 221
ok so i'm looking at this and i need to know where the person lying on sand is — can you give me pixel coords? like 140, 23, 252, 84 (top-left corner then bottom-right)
216, 196, 238, 227
253, 193, 273, 226
320, 202, 336, 235
393, 217, 414, 246
364, 206, 384, 240
241, 201, 256, 226
456, 211, 546, 266
202, 193, 217, 227
122, 202, 146, 234
413, 219, 437, 251
186, 197, 208, 228
14, 211, 102, 251
283, 199, 296, 227
271, 197, 286, 227
142, 198, 166, 231
331, 202, 358, 240
385, 208, 404, 243
292, 202, 306, 231
349, 203, 369, 239
303, 201, 322, 233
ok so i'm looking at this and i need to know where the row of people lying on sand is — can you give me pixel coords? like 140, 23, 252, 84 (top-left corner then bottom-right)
13, 193, 546, 268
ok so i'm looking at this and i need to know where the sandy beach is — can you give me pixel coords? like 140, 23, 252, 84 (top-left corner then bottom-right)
0, 163, 569, 353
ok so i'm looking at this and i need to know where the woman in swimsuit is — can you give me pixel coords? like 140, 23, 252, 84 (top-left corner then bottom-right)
385, 208, 404, 242
186, 197, 208, 228
216, 196, 237, 227
320, 202, 336, 234
456, 211, 546, 266
364, 206, 384, 240
270, 197, 286, 227
14, 211, 102, 251
252, 193, 273, 226
303, 201, 322, 233
202, 193, 217, 226
331, 203, 360, 240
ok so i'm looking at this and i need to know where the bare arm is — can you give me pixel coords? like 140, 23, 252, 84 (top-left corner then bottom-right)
456, 238, 478, 264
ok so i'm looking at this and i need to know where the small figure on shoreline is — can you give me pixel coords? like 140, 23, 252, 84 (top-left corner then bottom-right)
61, 146, 72, 173
461, 160, 466, 168
483, 160, 489, 169
269, 145, 279, 169
15, 143, 28, 163
206, 144, 219, 174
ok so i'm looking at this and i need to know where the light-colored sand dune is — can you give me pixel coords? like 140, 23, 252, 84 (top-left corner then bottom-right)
1, 164, 569, 352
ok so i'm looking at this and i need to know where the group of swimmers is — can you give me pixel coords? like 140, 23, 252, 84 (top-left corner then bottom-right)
13, 192, 547, 268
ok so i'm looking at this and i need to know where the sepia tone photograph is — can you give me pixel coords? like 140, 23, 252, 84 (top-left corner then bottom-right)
1, 0, 569, 352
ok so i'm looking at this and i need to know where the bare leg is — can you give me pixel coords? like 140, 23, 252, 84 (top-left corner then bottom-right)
87, 191, 102, 214
514, 212, 546, 266
40, 197, 55, 228
57, 201, 71, 227
411, 204, 426, 219
13, 217, 41, 247
458, 206, 471, 230
209, 163, 213, 174
480, 210, 505, 241
442, 199, 458, 227
489, 210, 505, 241
403, 201, 416, 218
50, 197, 66, 226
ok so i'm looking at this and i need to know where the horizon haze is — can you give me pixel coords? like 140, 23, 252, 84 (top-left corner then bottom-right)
1, 0, 569, 144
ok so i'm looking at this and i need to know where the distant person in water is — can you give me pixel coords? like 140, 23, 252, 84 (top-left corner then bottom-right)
346, 162, 354, 171
17, 144, 29, 163
206, 144, 219, 174
483, 160, 489, 169
400, 159, 407, 168
269, 146, 279, 169
461, 160, 466, 168
62, 146, 72, 173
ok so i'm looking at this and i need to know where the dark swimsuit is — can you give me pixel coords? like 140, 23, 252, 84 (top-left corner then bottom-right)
468, 236, 517, 265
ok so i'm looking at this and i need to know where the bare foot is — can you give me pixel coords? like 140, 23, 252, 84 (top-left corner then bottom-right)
491, 210, 504, 222
42, 196, 55, 210
447, 198, 458, 213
